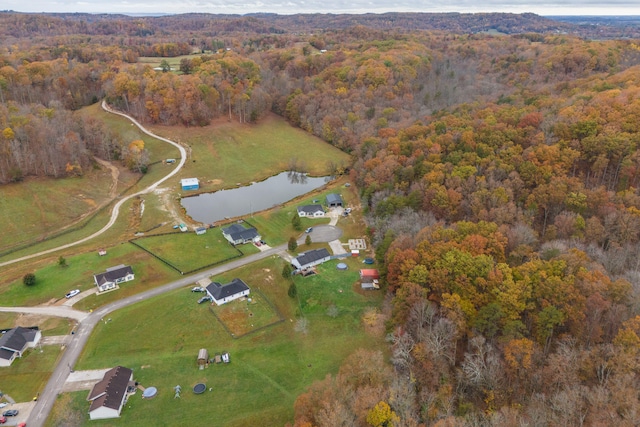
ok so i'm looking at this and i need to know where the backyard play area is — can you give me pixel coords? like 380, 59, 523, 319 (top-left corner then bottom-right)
45, 255, 383, 426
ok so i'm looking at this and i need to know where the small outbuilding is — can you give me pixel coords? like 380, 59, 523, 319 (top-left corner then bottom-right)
195, 227, 207, 235
325, 193, 343, 207
181, 178, 200, 191
197, 349, 209, 369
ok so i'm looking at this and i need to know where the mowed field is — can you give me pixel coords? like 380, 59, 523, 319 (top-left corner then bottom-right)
46, 256, 383, 426
147, 112, 350, 192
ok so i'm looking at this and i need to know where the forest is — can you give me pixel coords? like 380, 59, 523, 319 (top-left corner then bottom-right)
3, 11, 640, 426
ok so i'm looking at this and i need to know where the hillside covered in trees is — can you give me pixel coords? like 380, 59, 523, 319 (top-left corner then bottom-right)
3, 11, 640, 425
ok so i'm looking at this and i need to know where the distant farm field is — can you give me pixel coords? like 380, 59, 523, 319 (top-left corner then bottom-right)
53, 256, 382, 426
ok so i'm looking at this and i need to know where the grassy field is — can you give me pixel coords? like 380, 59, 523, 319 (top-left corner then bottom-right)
0, 345, 62, 402
0, 242, 179, 308
147, 113, 350, 194
47, 256, 382, 426
0, 172, 113, 252
131, 230, 245, 273
213, 289, 282, 337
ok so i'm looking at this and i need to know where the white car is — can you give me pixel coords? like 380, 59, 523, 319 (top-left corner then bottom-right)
65, 289, 80, 299
0, 402, 8, 408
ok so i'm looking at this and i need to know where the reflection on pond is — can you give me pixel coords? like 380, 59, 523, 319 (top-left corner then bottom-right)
181, 171, 331, 224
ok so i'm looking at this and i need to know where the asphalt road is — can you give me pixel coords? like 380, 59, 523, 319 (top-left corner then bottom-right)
25, 243, 289, 427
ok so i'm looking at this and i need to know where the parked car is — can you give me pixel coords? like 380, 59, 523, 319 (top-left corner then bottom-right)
17, 423, 26, 427
197, 296, 212, 304
305, 227, 313, 233
2, 410, 18, 417
65, 289, 80, 299
191, 287, 205, 293
0, 415, 6, 424
0, 403, 6, 408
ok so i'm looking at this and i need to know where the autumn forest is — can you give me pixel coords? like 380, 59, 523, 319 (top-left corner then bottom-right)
3, 11, 640, 426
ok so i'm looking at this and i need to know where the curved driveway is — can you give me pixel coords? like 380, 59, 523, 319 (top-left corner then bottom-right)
0, 102, 187, 268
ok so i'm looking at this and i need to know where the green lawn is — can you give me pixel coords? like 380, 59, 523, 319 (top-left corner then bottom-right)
131, 230, 243, 273
0, 243, 179, 308
0, 345, 62, 402
49, 256, 382, 426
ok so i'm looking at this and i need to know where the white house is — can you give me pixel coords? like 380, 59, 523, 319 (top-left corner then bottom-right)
222, 223, 261, 245
0, 327, 42, 367
297, 204, 325, 218
292, 248, 332, 271
94, 265, 135, 293
205, 278, 250, 306
87, 366, 134, 420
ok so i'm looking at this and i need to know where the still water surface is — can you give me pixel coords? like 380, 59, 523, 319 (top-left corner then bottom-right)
181, 171, 330, 224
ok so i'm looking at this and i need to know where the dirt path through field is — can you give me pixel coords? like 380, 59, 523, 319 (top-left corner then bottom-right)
93, 157, 120, 199
0, 102, 187, 268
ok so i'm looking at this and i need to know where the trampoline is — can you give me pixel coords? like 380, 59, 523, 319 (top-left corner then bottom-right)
142, 387, 157, 399
364, 258, 375, 264
336, 263, 348, 270
193, 383, 206, 394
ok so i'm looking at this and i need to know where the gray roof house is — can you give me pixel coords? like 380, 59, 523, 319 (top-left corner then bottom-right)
292, 248, 332, 271
206, 278, 251, 305
94, 265, 135, 293
0, 326, 42, 367
297, 204, 325, 218
325, 193, 343, 207
222, 223, 261, 245
87, 366, 134, 420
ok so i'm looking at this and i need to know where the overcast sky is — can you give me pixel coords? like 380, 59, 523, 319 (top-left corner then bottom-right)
5, 0, 639, 16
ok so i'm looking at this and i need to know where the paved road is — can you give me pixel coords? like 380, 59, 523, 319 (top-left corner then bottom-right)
25, 243, 289, 427
0, 102, 187, 269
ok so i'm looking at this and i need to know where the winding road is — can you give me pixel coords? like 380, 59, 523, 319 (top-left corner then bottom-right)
0, 101, 187, 269
0, 104, 346, 426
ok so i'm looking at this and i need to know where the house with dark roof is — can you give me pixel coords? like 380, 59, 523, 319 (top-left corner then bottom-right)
325, 193, 343, 207
292, 248, 332, 271
93, 265, 135, 293
87, 366, 134, 420
222, 223, 261, 245
0, 326, 42, 367
297, 204, 325, 218
205, 278, 250, 305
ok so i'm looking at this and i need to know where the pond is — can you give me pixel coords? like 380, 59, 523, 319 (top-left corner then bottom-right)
181, 171, 331, 224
